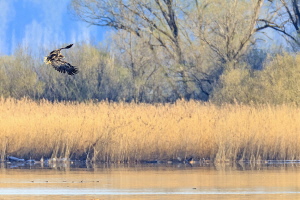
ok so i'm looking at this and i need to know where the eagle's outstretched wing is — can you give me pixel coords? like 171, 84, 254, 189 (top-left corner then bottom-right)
44, 44, 78, 75
60, 44, 73, 50
51, 60, 78, 75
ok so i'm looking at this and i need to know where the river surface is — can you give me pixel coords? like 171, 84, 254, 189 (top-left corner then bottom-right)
0, 162, 300, 200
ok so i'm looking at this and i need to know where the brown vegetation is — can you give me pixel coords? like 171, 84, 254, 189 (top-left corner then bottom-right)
1, 98, 299, 163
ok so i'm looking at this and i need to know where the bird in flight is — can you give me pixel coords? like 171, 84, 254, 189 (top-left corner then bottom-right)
44, 44, 78, 75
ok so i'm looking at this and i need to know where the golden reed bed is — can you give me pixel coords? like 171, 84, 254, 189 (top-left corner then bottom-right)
0, 98, 299, 163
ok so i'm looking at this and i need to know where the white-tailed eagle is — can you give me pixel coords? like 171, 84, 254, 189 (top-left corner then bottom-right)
44, 44, 78, 75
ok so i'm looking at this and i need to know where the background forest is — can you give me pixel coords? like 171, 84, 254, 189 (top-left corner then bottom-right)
0, 0, 300, 105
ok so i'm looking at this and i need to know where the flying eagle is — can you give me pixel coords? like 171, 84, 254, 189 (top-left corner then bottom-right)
44, 44, 78, 75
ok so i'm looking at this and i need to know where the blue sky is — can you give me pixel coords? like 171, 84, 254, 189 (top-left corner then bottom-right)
0, 0, 107, 56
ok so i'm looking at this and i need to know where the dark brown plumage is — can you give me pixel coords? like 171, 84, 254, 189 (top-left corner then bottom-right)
44, 44, 78, 75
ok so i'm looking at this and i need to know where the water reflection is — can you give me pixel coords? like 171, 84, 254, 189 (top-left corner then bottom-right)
0, 162, 300, 200
2, 159, 300, 171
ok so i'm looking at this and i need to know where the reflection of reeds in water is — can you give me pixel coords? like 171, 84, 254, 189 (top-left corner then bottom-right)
0, 98, 300, 163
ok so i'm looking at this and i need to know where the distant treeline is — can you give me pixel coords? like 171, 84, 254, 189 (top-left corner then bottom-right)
1, 0, 300, 105
2, 0, 300, 105
0, 43, 299, 105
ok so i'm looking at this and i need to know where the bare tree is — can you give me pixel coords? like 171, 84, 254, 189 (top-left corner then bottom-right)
259, 0, 300, 46
71, 0, 197, 98
70, 0, 291, 101
110, 31, 160, 102
188, 0, 266, 66
71, 0, 184, 62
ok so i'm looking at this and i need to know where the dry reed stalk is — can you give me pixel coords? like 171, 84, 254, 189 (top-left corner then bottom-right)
0, 98, 299, 162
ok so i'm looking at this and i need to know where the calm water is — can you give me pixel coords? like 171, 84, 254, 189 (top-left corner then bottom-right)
0, 162, 300, 200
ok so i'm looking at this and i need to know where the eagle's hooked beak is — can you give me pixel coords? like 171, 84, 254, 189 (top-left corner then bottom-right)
44, 57, 51, 65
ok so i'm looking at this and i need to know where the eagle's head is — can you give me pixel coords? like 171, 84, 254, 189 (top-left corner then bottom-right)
44, 56, 51, 65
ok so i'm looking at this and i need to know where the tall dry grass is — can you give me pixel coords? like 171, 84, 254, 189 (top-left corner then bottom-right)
0, 98, 299, 163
